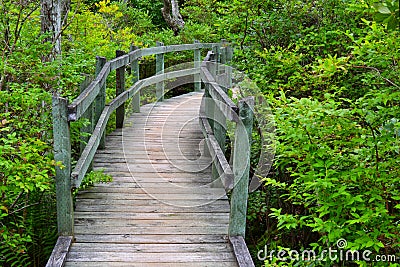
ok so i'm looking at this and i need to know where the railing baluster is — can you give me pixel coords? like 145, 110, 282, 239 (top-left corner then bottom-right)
79, 75, 93, 156
156, 41, 164, 101
194, 40, 201, 92
116, 50, 126, 128
130, 44, 140, 113
229, 97, 254, 237
52, 96, 74, 236
95, 56, 107, 148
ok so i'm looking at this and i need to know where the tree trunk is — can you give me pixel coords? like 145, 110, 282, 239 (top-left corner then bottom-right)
161, 0, 185, 35
41, 0, 62, 62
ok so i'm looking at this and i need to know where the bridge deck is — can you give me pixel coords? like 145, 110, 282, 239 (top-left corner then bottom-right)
65, 92, 238, 266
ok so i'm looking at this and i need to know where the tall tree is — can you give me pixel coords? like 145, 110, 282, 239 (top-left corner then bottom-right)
40, 0, 62, 61
161, 0, 185, 35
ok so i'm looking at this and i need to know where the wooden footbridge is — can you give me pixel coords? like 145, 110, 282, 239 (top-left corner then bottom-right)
47, 42, 255, 266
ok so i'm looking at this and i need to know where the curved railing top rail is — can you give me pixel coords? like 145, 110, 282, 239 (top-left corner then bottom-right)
68, 43, 217, 121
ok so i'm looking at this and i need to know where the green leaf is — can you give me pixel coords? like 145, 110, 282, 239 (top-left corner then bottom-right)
378, 6, 391, 14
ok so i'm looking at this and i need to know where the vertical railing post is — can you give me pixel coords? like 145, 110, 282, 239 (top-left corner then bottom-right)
95, 56, 107, 148
229, 97, 254, 237
52, 96, 74, 236
116, 50, 126, 128
130, 44, 140, 113
156, 41, 164, 101
194, 40, 201, 92
206, 52, 215, 131
209, 46, 219, 182
213, 44, 227, 185
79, 75, 93, 155
220, 39, 227, 65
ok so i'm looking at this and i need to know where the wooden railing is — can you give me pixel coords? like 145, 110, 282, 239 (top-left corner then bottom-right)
199, 50, 255, 267
47, 41, 255, 266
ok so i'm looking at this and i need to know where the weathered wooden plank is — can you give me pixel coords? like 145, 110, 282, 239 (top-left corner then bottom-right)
194, 40, 201, 91
71, 106, 111, 188
229, 236, 255, 267
68, 62, 110, 121
141, 67, 198, 88
74, 218, 229, 227
74, 205, 230, 213
65, 261, 237, 267
109, 53, 130, 71
66, 251, 236, 262
205, 134, 234, 191
95, 56, 107, 149
229, 97, 254, 237
75, 199, 229, 208
96, 173, 207, 179
133, 43, 215, 59
73, 226, 229, 235
73, 212, 229, 220
52, 96, 74, 235
130, 45, 140, 113
46, 236, 73, 267
72, 234, 229, 244
116, 50, 126, 128
201, 66, 239, 122
79, 75, 94, 156
69, 243, 233, 253
156, 41, 164, 101
199, 114, 234, 191
75, 193, 223, 201
67, 244, 235, 261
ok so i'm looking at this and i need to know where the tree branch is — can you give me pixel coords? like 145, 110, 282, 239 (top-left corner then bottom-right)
353, 65, 400, 89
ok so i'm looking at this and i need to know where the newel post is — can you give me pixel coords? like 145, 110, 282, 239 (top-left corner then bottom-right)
116, 50, 126, 128
156, 41, 165, 101
229, 97, 254, 237
52, 96, 74, 236
130, 44, 140, 113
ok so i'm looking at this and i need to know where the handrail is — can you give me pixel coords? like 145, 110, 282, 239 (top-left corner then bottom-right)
199, 49, 255, 267
68, 43, 215, 121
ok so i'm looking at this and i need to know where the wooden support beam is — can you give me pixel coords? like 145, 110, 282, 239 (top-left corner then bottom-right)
156, 41, 165, 101
229, 236, 255, 267
116, 50, 126, 128
130, 44, 140, 113
194, 40, 201, 92
200, 66, 238, 122
229, 97, 254, 237
52, 96, 74, 236
68, 62, 110, 121
95, 56, 107, 148
79, 75, 93, 156
45, 236, 73, 267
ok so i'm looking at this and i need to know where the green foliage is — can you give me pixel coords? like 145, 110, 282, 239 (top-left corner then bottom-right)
372, 0, 399, 30
0, 84, 55, 266
76, 170, 113, 192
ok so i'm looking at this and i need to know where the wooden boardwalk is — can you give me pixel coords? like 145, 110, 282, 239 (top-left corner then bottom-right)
65, 92, 239, 266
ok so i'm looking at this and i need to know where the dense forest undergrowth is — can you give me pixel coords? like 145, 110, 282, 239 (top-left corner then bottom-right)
0, 0, 399, 266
